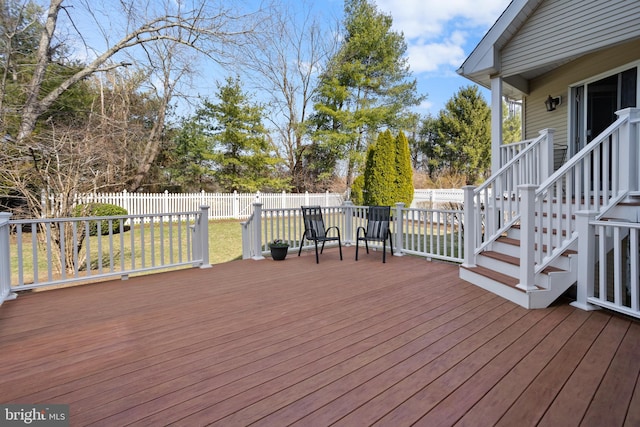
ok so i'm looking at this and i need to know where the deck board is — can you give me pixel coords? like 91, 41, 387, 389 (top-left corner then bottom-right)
0, 247, 638, 426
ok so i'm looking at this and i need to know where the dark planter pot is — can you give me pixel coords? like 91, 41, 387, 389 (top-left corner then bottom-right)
269, 245, 289, 261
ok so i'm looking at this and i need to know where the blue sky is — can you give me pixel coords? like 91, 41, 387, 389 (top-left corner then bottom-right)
64, 0, 512, 118
245, 0, 512, 117
369, 0, 512, 116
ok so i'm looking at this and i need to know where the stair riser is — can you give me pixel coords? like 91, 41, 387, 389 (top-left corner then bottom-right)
493, 241, 520, 258
506, 227, 567, 248
459, 268, 530, 308
476, 255, 520, 278
494, 241, 573, 271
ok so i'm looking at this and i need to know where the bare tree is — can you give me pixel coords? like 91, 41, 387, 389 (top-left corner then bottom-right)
17, 0, 259, 146
233, 0, 338, 191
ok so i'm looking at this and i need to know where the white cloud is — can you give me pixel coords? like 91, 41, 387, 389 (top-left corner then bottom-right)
407, 38, 467, 73
416, 99, 434, 111
375, 0, 511, 73
376, 0, 511, 39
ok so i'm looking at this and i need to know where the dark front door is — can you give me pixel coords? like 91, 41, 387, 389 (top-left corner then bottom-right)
574, 66, 637, 152
572, 67, 638, 192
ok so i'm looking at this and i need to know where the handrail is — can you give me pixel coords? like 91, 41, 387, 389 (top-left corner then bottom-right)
469, 129, 553, 258
530, 111, 633, 274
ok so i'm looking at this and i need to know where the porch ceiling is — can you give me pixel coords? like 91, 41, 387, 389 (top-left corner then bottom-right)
1, 248, 639, 426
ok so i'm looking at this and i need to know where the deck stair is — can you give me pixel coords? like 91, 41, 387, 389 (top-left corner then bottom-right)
461, 193, 640, 308
460, 200, 578, 309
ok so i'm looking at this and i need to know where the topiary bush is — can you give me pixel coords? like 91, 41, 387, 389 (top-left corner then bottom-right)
73, 203, 128, 236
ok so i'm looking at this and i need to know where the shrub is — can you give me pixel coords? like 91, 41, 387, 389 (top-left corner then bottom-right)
351, 175, 365, 206
73, 203, 128, 236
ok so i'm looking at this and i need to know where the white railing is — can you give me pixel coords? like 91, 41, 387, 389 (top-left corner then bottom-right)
500, 137, 537, 164
0, 206, 211, 299
242, 202, 464, 263
463, 129, 554, 266
399, 206, 463, 263
574, 215, 640, 319
42, 190, 344, 220
517, 108, 640, 291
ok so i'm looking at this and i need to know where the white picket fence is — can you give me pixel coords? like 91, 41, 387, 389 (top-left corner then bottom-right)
41, 189, 464, 219
41, 190, 345, 220
411, 189, 465, 208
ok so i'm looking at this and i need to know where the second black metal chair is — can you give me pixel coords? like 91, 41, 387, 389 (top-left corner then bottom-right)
356, 205, 393, 263
299, 206, 343, 264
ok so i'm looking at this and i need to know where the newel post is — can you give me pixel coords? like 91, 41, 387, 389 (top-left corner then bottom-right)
571, 211, 600, 311
198, 206, 211, 268
0, 212, 17, 303
462, 185, 476, 267
252, 203, 265, 260
394, 202, 405, 256
342, 201, 354, 246
538, 128, 555, 182
517, 185, 537, 291
616, 108, 639, 192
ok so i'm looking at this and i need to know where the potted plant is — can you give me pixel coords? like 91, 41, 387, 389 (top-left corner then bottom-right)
269, 239, 289, 261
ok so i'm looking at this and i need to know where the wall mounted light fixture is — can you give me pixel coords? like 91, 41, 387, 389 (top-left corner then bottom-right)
545, 95, 562, 112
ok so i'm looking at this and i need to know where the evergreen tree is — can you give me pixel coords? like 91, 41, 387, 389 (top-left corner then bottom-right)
395, 131, 414, 208
309, 0, 423, 190
350, 175, 365, 206
435, 86, 491, 184
364, 130, 396, 206
196, 76, 289, 192
503, 100, 522, 144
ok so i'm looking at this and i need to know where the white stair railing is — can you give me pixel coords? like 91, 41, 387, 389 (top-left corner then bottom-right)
521, 108, 640, 272
463, 129, 554, 266
519, 108, 639, 289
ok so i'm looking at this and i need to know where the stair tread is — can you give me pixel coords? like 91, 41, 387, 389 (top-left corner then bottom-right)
483, 250, 519, 266
496, 237, 577, 255
461, 265, 521, 289
482, 250, 568, 275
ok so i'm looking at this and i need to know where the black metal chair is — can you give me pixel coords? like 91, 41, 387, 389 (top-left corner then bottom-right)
298, 206, 343, 264
356, 206, 393, 263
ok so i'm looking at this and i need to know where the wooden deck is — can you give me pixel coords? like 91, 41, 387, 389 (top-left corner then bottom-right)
1, 247, 639, 426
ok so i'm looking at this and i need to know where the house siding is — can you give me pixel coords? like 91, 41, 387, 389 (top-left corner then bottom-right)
501, 0, 640, 78
523, 40, 640, 147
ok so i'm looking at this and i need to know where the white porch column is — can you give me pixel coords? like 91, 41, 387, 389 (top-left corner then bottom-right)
491, 76, 503, 174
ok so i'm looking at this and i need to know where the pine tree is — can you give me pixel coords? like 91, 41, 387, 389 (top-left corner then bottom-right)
310, 0, 423, 190
196, 76, 289, 192
435, 86, 491, 184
